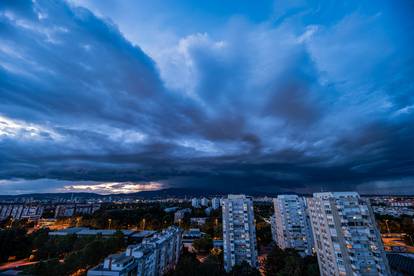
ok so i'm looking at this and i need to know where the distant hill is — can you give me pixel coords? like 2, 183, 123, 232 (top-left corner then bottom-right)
0, 192, 101, 200
0, 187, 279, 200
122, 187, 228, 198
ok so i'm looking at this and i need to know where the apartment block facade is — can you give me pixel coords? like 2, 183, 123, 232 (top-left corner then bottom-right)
88, 226, 182, 276
222, 194, 258, 271
272, 195, 313, 256
307, 192, 390, 276
211, 197, 221, 210
0, 204, 44, 221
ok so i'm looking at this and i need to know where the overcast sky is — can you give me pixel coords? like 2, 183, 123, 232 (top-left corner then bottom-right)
0, 0, 413, 195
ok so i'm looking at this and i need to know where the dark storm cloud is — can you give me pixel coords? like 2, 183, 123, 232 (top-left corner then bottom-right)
0, 0, 414, 194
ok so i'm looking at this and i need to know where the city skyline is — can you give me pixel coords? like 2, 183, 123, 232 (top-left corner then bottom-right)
1, 1, 414, 195
0, 192, 412, 275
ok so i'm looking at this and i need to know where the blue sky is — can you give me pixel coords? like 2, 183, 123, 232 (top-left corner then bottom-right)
0, 0, 413, 194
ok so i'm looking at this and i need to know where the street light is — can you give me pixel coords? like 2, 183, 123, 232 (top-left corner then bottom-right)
385, 219, 390, 234
9, 218, 14, 228
108, 218, 112, 230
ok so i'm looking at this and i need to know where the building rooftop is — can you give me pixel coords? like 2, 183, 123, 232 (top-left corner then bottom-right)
313, 192, 360, 198
48, 227, 88, 236
227, 194, 247, 199
49, 227, 135, 237
131, 230, 156, 238
77, 229, 135, 236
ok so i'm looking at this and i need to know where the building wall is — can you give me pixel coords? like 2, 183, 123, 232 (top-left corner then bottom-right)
0, 204, 43, 221
211, 197, 221, 210
307, 192, 391, 276
272, 195, 313, 256
222, 194, 258, 272
127, 226, 182, 276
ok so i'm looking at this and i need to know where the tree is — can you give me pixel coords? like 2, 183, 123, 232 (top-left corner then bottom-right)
193, 235, 213, 253
0, 228, 31, 262
264, 245, 286, 275
264, 245, 319, 276
229, 261, 261, 276
303, 255, 320, 276
256, 221, 272, 247
277, 254, 303, 276
198, 254, 225, 276
166, 250, 200, 276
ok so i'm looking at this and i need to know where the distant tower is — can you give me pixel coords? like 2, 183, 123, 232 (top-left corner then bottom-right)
222, 194, 258, 271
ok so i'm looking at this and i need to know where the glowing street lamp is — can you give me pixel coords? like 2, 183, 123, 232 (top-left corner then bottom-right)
385, 219, 390, 234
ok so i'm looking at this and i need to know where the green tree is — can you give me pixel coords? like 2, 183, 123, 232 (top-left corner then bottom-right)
0, 228, 31, 262
265, 245, 286, 275
277, 254, 303, 276
198, 254, 225, 276
256, 221, 272, 247
264, 245, 319, 276
303, 255, 319, 276
193, 235, 213, 253
229, 261, 261, 276
166, 250, 200, 276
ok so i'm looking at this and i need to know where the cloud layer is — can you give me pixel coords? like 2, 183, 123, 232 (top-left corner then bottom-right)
0, 0, 413, 194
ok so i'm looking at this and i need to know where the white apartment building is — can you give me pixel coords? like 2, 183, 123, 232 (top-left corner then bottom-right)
222, 194, 258, 272
211, 197, 221, 209
54, 203, 100, 218
173, 208, 191, 223
272, 195, 313, 256
201, 197, 209, 206
144, 227, 182, 275
307, 192, 390, 276
88, 226, 182, 276
0, 204, 44, 221
270, 214, 277, 241
191, 198, 201, 208
127, 243, 156, 276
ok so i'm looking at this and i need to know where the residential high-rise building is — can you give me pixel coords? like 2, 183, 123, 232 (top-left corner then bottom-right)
307, 192, 390, 276
270, 214, 277, 242
211, 197, 221, 209
174, 208, 191, 223
133, 226, 182, 275
191, 198, 201, 208
88, 226, 182, 276
201, 197, 209, 206
222, 194, 258, 272
54, 203, 100, 218
272, 195, 313, 256
0, 204, 44, 221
